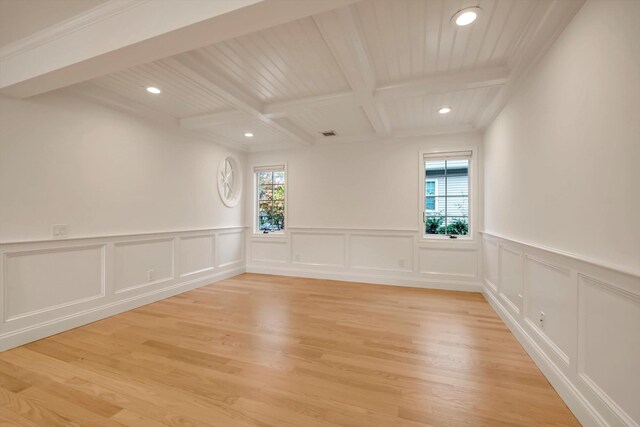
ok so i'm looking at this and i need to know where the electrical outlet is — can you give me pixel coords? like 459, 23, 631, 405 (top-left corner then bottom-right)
539, 311, 545, 328
398, 259, 405, 268
147, 270, 155, 281
295, 254, 300, 262
52, 224, 69, 237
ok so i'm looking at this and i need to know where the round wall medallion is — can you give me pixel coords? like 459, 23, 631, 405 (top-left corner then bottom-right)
217, 156, 242, 207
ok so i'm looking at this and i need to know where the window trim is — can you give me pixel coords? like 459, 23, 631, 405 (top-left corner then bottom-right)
253, 163, 288, 237
418, 148, 475, 241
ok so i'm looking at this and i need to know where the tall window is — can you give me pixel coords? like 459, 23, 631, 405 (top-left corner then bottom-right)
256, 166, 285, 233
423, 151, 471, 237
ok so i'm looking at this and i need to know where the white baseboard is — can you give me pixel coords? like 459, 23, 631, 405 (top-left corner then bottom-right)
0, 267, 244, 352
247, 264, 481, 292
483, 285, 605, 427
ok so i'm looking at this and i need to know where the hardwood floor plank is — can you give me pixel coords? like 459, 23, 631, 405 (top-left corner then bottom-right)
0, 273, 580, 426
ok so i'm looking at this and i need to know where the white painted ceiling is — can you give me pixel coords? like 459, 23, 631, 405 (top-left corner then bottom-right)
46, 0, 580, 151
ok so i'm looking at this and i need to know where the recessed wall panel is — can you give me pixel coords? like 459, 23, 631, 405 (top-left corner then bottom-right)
251, 240, 287, 263
349, 234, 413, 272
579, 275, 640, 423
483, 238, 499, 291
179, 235, 214, 277
217, 232, 243, 267
419, 247, 477, 278
291, 233, 345, 267
524, 256, 574, 363
114, 239, 173, 293
4, 245, 104, 320
499, 245, 523, 314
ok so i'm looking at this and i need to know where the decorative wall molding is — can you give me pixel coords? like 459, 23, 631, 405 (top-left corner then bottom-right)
3, 243, 106, 322
247, 227, 481, 293
481, 231, 640, 427
0, 0, 150, 60
0, 226, 245, 352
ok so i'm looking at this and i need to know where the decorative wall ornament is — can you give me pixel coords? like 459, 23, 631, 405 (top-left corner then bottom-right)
217, 156, 242, 207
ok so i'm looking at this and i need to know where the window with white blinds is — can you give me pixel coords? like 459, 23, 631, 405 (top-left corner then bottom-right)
423, 151, 471, 238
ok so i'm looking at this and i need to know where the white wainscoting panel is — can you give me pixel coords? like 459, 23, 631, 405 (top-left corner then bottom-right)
418, 247, 478, 278
4, 244, 105, 321
483, 238, 499, 293
524, 255, 574, 366
481, 231, 640, 427
247, 228, 481, 292
114, 238, 174, 293
498, 244, 523, 316
250, 239, 288, 263
578, 274, 640, 426
349, 234, 413, 272
291, 232, 346, 268
179, 234, 215, 277
217, 231, 243, 267
0, 227, 246, 351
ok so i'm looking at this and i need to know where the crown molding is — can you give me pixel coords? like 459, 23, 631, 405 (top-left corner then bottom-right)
0, 0, 151, 61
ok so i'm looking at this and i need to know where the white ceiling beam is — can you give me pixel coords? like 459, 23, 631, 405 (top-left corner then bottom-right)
262, 91, 359, 119
165, 53, 313, 146
179, 110, 251, 130
314, 6, 392, 136
313, 123, 476, 146
314, 132, 379, 145
392, 124, 475, 139
190, 130, 251, 152
375, 67, 510, 102
0, 0, 359, 98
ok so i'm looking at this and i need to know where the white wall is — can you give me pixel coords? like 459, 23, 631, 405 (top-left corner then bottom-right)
0, 90, 245, 242
0, 90, 246, 350
244, 132, 484, 290
484, 0, 640, 274
483, 1, 640, 426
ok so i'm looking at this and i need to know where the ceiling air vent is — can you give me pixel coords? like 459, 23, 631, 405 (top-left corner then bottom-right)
320, 130, 337, 137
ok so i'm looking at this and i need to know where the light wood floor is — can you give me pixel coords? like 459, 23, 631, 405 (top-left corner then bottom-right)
0, 273, 579, 426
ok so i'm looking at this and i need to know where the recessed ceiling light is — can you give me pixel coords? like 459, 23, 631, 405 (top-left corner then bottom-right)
244, 132, 254, 138
438, 106, 452, 114
146, 86, 161, 94
452, 7, 481, 27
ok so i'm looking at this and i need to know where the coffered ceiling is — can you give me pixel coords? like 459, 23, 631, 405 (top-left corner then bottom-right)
39, 0, 584, 151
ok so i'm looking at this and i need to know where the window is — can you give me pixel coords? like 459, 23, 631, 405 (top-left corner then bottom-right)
256, 166, 285, 233
423, 151, 471, 237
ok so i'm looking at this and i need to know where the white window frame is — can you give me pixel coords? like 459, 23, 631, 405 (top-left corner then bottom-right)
418, 148, 474, 241
425, 178, 438, 212
253, 163, 287, 236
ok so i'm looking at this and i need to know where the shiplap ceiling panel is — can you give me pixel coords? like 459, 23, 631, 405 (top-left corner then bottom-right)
91, 62, 232, 118
356, 0, 538, 84
75, 0, 582, 151
289, 106, 374, 138
384, 86, 501, 130
197, 17, 351, 103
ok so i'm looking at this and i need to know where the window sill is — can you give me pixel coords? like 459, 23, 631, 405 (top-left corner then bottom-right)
420, 235, 474, 243
250, 232, 288, 241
